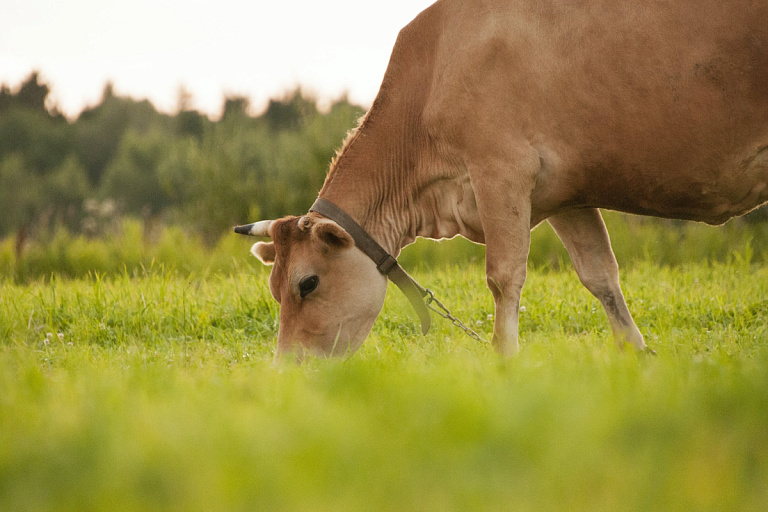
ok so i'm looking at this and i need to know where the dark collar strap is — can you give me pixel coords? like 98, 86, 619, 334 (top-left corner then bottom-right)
310, 198, 431, 335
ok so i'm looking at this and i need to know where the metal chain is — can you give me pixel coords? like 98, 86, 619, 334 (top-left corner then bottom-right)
424, 289, 489, 344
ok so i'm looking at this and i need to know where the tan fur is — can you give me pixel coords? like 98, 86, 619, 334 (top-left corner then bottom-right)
247, 0, 768, 358
255, 214, 387, 359
251, 242, 275, 265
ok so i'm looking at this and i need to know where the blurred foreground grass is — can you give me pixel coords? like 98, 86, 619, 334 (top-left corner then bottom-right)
1, 259, 767, 511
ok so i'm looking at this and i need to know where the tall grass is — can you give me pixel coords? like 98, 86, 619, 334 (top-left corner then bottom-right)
1, 259, 767, 511
2, 212, 767, 282
0, 219, 263, 282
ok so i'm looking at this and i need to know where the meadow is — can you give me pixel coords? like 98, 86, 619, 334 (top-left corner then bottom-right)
1, 215, 768, 511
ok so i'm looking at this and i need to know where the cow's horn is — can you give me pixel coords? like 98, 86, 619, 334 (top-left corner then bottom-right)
234, 220, 273, 237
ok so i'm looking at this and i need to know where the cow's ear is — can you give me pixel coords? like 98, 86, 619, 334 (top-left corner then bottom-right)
251, 242, 276, 265
312, 220, 353, 250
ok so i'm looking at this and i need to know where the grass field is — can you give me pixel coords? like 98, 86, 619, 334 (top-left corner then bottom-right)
1, 256, 767, 511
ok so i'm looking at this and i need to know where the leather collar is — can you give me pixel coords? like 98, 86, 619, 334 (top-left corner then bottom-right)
310, 198, 431, 335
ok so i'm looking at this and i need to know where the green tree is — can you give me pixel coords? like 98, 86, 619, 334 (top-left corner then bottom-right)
0, 108, 72, 174
43, 156, 91, 232
0, 73, 72, 175
15, 72, 50, 112
221, 95, 251, 120
155, 92, 365, 240
0, 154, 42, 236
0, 85, 14, 113
100, 129, 172, 215
158, 122, 269, 241
263, 89, 318, 132
175, 86, 209, 139
75, 83, 170, 185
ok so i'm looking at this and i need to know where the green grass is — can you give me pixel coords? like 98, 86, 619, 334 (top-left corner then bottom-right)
1, 260, 767, 511
3, 211, 768, 281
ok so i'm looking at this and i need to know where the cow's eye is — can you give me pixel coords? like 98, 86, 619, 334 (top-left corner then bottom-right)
299, 275, 319, 299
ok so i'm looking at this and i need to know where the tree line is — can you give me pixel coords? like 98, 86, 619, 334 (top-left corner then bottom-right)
0, 72, 365, 244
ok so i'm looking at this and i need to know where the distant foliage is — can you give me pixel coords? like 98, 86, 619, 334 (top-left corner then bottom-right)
0, 73, 365, 242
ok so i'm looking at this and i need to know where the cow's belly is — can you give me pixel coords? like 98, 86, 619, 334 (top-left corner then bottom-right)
614, 146, 767, 224
532, 144, 768, 226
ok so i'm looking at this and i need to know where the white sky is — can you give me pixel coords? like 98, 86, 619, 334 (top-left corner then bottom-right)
0, 0, 435, 118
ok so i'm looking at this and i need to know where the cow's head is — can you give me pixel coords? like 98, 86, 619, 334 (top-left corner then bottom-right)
241, 213, 388, 360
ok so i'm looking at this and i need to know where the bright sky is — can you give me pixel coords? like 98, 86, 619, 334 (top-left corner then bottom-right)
0, 0, 435, 118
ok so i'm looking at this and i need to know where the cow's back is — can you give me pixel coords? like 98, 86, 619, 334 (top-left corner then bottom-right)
422, 0, 768, 224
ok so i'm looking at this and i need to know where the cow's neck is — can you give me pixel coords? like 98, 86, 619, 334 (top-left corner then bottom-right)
318, 100, 478, 256
317, 7, 480, 256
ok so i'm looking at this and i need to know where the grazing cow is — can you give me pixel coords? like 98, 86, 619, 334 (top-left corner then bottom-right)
237, 0, 768, 359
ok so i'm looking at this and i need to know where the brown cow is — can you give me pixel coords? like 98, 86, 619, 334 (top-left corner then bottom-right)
237, 0, 768, 359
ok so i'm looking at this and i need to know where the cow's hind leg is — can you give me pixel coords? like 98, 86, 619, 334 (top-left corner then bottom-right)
548, 209, 647, 351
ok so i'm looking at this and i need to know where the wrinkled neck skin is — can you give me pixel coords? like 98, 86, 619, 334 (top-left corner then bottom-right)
320, 122, 484, 257
319, 119, 486, 256
318, 13, 484, 256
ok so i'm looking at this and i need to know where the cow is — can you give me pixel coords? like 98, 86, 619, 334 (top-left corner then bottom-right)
236, 0, 768, 360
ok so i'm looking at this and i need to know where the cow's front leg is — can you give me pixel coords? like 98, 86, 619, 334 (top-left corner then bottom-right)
467, 147, 539, 356
485, 227, 530, 356
548, 209, 647, 351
